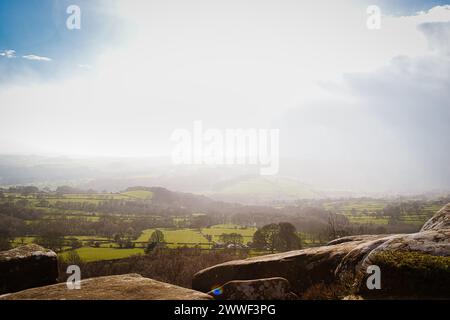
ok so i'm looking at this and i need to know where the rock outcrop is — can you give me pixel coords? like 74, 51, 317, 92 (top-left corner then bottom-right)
2, 204, 448, 300
207, 277, 298, 300
0, 274, 212, 300
193, 203, 450, 299
421, 203, 450, 231
0, 244, 58, 295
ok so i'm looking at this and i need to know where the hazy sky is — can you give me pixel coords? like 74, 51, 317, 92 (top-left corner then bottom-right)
0, 0, 449, 192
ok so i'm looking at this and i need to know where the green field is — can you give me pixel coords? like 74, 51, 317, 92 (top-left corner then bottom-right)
210, 176, 320, 199
65, 235, 109, 241
135, 224, 257, 248
42, 214, 100, 221
322, 200, 436, 225
136, 228, 211, 248
3, 189, 445, 264
60, 247, 144, 262
201, 224, 256, 243
11, 236, 36, 246
347, 216, 390, 225
13, 192, 146, 206
121, 190, 153, 200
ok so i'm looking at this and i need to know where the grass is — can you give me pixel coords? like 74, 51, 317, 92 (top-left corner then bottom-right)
322, 199, 437, 225
45, 199, 102, 205
42, 214, 100, 221
201, 225, 256, 243
60, 247, 144, 262
324, 200, 385, 214
134, 225, 257, 248
371, 250, 450, 271
12, 193, 135, 206
347, 216, 389, 225
121, 190, 153, 200
64, 235, 109, 241
208, 224, 245, 229
135, 228, 211, 248
11, 236, 36, 247
366, 250, 450, 297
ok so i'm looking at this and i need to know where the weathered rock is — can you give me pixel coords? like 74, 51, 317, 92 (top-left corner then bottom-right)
0, 274, 212, 300
193, 239, 370, 294
193, 203, 450, 299
353, 229, 450, 298
421, 203, 450, 231
0, 244, 58, 294
207, 277, 297, 300
327, 234, 391, 246
338, 205, 450, 298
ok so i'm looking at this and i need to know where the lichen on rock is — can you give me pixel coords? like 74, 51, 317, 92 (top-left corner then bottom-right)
193, 203, 450, 300
0, 244, 58, 295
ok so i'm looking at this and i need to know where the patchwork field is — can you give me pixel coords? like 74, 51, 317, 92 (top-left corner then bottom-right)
53, 225, 259, 261
201, 224, 256, 243
3, 189, 446, 263
121, 190, 154, 200
135, 224, 257, 249
323, 200, 438, 225
135, 228, 211, 248
60, 247, 145, 262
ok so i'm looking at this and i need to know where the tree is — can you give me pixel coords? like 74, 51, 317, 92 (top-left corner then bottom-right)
277, 222, 302, 251
67, 237, 83, 250
326, 213, 350, 240
253, 229, 267, 250
16, 199, 30, 207
145, 229, 166, 253
113, 232, 135, 249
151, 229, 165, 242
37, 199, 50, 207
252, 223, 280, 253
0, 230, 11, 251
327, 213, 338, 240
113, 233, 124, 247
65, 250, 83, 266
145, 242, 158, 253
34, 231, 64, 252
219, 233, 243, 247
252, 222, 301, 253
190, 214, 212, 229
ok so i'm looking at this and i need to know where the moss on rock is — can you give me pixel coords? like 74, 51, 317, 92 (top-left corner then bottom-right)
359, 250, 450, 299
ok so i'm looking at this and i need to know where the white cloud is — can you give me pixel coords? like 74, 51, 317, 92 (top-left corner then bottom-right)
281, 18, 450, 192
78, 64, 93, 70
418, 21, 450, 55
0, 49, 16, 58
22, 54, 52, 61
0, 2, 449, 192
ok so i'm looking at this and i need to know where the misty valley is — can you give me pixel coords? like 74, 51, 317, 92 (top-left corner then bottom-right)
1, 179, 448, 299
1, 0, 449, 306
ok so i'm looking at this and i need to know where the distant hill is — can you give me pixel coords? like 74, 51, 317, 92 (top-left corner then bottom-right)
208, 175, 322, 204
2, 154, 447, 205
123, 186, 216, 210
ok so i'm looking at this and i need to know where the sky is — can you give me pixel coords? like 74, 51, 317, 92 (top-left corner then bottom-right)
0, 0, 449, 193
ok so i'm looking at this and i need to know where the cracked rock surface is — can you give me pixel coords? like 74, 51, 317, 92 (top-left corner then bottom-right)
0, 244, 58, 295
0, 274, 212, 300
193, 204, 450, 299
